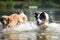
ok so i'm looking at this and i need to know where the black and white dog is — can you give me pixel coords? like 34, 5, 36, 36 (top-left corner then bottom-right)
34, 12, 53, 29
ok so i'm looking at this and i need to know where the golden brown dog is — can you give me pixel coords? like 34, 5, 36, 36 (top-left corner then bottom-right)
0, 13, 28, 28
8, 12, 28, 28
0, 14, 19, 28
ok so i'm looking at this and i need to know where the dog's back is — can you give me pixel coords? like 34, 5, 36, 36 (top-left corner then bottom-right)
7, 14, 20, 27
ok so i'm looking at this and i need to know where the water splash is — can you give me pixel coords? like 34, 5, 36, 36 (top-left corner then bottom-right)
2, 21, 39, 32
1, 21, 60, 40
48, 23, 60, 28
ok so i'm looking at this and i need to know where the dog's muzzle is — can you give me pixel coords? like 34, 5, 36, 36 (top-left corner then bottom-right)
37, 21, 40, 25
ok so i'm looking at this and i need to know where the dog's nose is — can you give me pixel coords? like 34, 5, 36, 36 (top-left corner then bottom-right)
37, 21, 39, 23
37, 21, 39, 24
37, 21, 39, 25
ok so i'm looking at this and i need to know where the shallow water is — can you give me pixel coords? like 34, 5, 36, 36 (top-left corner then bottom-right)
47, 23, 60, 40
0, 22, 60, 40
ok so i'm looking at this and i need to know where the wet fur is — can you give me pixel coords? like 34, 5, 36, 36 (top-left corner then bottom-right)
0, 13, 28, 28
34, 12, 53, 29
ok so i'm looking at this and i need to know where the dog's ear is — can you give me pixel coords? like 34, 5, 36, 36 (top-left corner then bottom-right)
0, 17, 6, 28
42, 12, 44, 13
41, 12, 45, 15
34, 13, 36, 15
34, 13, 39, 17
40, 12, 46, 20
34, 13, 38, 15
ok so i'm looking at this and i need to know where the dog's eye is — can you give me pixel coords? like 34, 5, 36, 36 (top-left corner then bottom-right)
40, 15, 46, 20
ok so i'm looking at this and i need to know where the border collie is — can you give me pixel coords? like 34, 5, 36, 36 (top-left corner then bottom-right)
34, 12, 53, 30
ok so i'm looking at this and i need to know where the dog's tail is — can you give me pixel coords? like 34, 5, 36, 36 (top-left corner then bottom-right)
20, 10, 24, 14
15, 9, 24, 14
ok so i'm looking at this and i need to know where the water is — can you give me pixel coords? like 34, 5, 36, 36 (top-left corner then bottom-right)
1, 21, 39, 40
47, 23, 60, 40
0, 21, 60, 40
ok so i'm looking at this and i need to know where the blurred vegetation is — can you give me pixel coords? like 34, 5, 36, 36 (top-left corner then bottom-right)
0, 0, 60, 9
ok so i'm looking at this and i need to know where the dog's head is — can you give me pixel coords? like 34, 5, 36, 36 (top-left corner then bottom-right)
34, 12, 50, 25
0, 15, 11, 28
